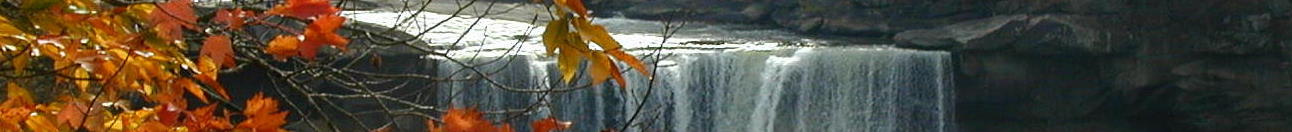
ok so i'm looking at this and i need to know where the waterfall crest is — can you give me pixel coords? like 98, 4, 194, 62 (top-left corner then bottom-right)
432, 46, 954, 132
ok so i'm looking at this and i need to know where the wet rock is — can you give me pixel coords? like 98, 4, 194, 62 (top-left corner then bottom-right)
895, 15, 1128, 55
893, 15, 1028, 50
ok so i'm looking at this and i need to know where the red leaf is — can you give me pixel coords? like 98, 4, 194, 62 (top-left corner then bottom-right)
531, 117, 572, 132
440, 107, 513, 132
267, 0, 340, 20
150, 0, 197, 41
200, 35, 236, 68
213, 9, 255, 30
156, 103, 182, 126
555, 0, 589, 17
300, 15, 349, 60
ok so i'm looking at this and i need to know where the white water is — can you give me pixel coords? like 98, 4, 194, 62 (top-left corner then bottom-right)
343, 11, 954, 132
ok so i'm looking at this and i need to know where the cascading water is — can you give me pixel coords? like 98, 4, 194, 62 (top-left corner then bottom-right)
430, 47, 953, 132
343, 10, 954, 132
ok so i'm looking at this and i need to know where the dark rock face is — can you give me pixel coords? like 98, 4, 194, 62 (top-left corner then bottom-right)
883, 1, 1292, 131
575, 0, 1292, 131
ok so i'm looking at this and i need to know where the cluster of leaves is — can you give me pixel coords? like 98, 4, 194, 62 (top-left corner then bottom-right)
422, 0, 645, 131
0, 0, 348, 131
422, 108, 571, 132
540, 0, 649, 87
1, 0, 649, 130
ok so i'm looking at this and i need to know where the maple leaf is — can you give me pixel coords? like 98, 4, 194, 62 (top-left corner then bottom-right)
265, 35, 301, 61
200, 35, 236, 68
531, 117, 572, 132
267, 0, 340, 20
299, 14, 350, 60
150, 0, 197, 42
213, 9, 255, 30
236, 93, 289, 132
185, 104, 233, 131
438, 107, 513, 132
0, 106, 31, 130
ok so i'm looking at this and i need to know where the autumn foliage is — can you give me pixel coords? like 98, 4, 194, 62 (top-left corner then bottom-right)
0, 0, 316, 131
543, 0, 650, 87
0, 0, 640, 131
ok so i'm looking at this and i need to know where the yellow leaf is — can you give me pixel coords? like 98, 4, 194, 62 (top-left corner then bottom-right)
0, 16, 25, 39
5, 83, 33, 107
73, 70, 90, 92
571, 17, 621, 51
556, 47, 582, 84
586, 52, 613, 86
541, 15, 570, 55
24, 113, 59, 132
12, 49, 30, 76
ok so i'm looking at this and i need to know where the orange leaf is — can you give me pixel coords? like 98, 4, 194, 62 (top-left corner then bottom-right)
587, 52, 613, 86
56, 101, 88, 129
530, 117, 572, 132
213, 9, 255, 30
0, 106, 31, 130
427, 118, 442, 132
180, 78, 209, 103
267, 0, 340, 20
608, 61, 626, 88
606, 50, 649, 76
186, 104, 233, 131
4, 83, 33, 107
195, 57, 230, 99
200, 35, 236, 68
300, 15, 350, 60
150, 0, 197, 41
265, 35, 301, 61
236, 93, 288, 131
440, 107, 512, 132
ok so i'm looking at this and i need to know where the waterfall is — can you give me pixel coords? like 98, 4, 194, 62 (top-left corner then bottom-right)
431, 46, 954, 132
329, 10, 952, 132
